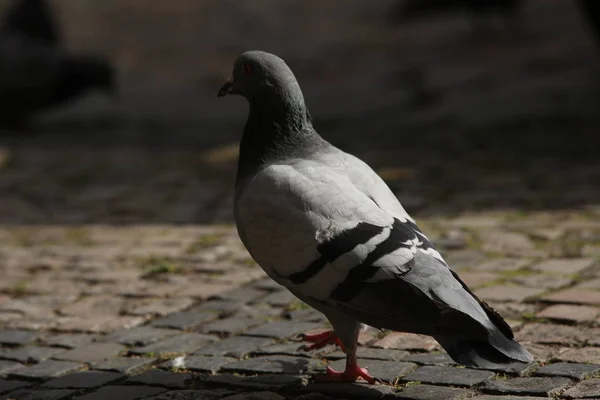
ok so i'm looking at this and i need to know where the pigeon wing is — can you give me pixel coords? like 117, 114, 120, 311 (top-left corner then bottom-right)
235, 157, 501, 338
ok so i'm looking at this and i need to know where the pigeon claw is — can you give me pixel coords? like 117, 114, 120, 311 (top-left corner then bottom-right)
298, 330, 346, 352
314, 365, 377, 384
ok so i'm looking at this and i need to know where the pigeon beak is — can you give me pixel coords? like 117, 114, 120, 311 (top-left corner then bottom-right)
218, 76, 234, 97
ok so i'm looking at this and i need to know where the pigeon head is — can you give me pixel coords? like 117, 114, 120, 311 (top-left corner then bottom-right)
217, 51, 304, 106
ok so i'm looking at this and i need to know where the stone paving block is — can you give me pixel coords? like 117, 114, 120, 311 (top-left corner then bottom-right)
144, 389, 236, 400
475, 258, 531, 272
444, 250, 488, 269
195, 336, 273, 359
73, 385, 167, 400
282, 309, 326, 323
222, 392, 284, 400
395, 383, 475, 400
252, 279, 283, 292
480, 376, 572, 397
0, 347, 64, 364
536, 304, 600, 323
475, 285, 545, 303
91, 357, 156, 375
9, 360, 84, 380
221, 356, 320, 375
53, 315, 144, 333
469, 396, 549, 400
541, 288, 600, 305
0, 379, 30, 395
126, 369, 193, 389
205, 374, 304, 391
534, 362, 600, 380
457, 272, 500, 289
0, 331, 39, 346
512, 275, 573, 290
260, 291, 297, 307
253, 343, 316, 359
3, 388, 77, 400
244, 321, 323, 339
42, 334, 99, 349
300, 382, 395, 398
161, 355, 235, 374
401, 353, 456, 366
554, 347, 600, 364
479, 230, 536, 256
0, 360, 24, 376
53, 342, 125, 363
515, 323, 597, 346
481, 361, 536, 376
130, 333, 217, 356
150, 311, 218, 330
127, 298, 196, 317
562, 378, 600, 399
372, 332, 440, 352
193, 300, 246, 315
104, 326, 179, 346
41, 371, 125, 389
531, 258, 596, 274
400, 365, 495, 387
200, 316, 263, 335
213, 287, 267, 303
325, 359, 416, 383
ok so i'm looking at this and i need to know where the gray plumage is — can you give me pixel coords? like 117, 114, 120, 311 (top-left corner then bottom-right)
220, 51, 533, 374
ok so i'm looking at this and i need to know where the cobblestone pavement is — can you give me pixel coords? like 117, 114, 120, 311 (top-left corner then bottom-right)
0, 210, 599, 399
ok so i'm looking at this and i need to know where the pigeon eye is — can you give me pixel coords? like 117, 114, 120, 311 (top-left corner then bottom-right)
242, 64, 253, 75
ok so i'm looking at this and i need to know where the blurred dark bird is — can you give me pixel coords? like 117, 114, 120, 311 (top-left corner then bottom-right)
0, 34, 115, 129
2, 0, 59, 46
390, 0, 522, 24
579, 0, 600, 48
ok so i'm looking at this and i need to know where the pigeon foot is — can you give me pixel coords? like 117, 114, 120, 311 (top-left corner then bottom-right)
298, 330, 345, 351
314, 365, 377, 384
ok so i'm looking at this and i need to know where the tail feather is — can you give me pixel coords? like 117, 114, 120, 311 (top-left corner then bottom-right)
434, 335, 533, 368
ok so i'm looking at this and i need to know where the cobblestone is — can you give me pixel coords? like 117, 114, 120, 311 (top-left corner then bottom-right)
0, 331, 39, 346
244, 322, 324, 340
41, 371, 125, 389
125, 369, 194, 389
150, 311, 218, 330
161, 355, 235, 374
534, 362, 600, 380
480, 376, 572, 397
91, 357, 157, 375
8, 360, 84, 381
300, 383, 395, 398
205, 374, 304, 391
325, 359, 416, 383
104, 327, 179, 346
221, 356, 319, 375
395, 384, 474, 400
0, 360, 24, 376
130, 333, 217, 356
4, 388, 77, 400
73, 385, 167, 400
562, 378, 600, 399
0, 347, 64, 364
0, 380, 30, 395
53, 342, 126, 364
195, 336, 273, 359
400, 366, 495, 387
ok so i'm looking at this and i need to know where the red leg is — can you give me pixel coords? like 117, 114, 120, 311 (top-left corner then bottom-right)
314, 354, 377, 384
298, 330, 346, 352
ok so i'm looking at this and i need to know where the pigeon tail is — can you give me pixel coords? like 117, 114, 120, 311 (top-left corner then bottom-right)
434, 335, 533, 368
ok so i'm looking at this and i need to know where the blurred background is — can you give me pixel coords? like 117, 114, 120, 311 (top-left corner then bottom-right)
0, 0, 599, 224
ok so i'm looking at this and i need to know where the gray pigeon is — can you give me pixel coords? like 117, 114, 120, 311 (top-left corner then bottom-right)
218, 51, 533, 383
2, 0, 60, 46
0, 33, 114, 129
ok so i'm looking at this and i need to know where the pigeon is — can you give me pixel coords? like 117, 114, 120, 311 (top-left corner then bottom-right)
0, 33, 115, 129
2, 0, 59, 46
579, 0, 600, 48
218, 51, 533, 383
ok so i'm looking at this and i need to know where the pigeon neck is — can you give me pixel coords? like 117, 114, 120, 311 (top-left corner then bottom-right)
237, 92, 323, 181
